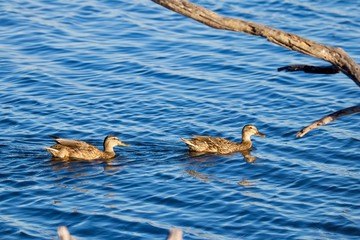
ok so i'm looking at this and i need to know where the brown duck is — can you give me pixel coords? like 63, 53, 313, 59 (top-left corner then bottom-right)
181, 124, 265, 154
45, 135, 128, 160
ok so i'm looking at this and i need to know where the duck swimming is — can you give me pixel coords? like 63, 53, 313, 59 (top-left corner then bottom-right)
45, 135, 128, 160
181, 124, 265, 154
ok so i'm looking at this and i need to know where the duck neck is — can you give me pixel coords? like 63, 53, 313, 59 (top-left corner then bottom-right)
104, 144, 115, 154
241, 134, 252, 146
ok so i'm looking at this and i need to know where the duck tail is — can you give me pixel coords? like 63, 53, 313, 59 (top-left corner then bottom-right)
44, 147, 59, 156
180, 138, 189, 144
180, 138, 196, 148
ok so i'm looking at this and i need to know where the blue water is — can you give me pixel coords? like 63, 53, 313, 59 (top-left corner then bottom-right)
1, 0, 359, 239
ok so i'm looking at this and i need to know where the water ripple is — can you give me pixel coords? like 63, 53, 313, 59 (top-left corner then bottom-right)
0, 0, 359, 239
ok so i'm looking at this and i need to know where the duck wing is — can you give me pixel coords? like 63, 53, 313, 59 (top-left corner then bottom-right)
192, 136, 233, 146
54, 138, 96, 150
49, 138, 104, 160
184, 135, 234, 153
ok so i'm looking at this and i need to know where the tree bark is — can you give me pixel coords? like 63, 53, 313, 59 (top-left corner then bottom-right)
151, 0, 359, 137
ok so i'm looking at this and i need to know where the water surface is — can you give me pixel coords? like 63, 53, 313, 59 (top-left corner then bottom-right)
0, 0, 359, 239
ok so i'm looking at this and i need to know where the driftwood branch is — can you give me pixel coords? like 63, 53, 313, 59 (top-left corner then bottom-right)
296, 105, 360, 137
151, 0, 360, 137
151, 0, 360, 87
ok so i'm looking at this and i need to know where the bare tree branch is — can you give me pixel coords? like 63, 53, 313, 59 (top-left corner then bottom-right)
151, 0, 360, 88
151, 0, 359, 137
296, 105, 360, 137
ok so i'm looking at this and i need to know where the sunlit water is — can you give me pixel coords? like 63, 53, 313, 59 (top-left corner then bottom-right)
0, 0, 359, 239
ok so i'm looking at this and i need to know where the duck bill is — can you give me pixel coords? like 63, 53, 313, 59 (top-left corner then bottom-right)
255, 131, 266, 137
118, 141, 129, 147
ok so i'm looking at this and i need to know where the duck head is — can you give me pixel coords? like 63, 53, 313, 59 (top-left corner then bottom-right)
103, 135, 128, 152
242, 124, 266, 141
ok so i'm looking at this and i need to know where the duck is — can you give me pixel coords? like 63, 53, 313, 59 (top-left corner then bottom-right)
45, 135, 128, 160
181, 124, 265, 154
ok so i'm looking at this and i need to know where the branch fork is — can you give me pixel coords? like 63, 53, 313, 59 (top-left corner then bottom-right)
152, 0, 359, 137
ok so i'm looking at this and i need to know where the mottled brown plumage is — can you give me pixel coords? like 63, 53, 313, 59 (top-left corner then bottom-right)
45, 135, 128, 160
181, 124, 265, 154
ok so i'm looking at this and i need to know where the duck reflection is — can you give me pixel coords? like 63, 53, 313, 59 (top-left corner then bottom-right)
237, 179, 258, 187
49, 159, 124, 201
183, 149, 259, 187
49, 158, 125, 176
187, 148, 258, 163
185, 170, 214, 182
185, 169, 259, 189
